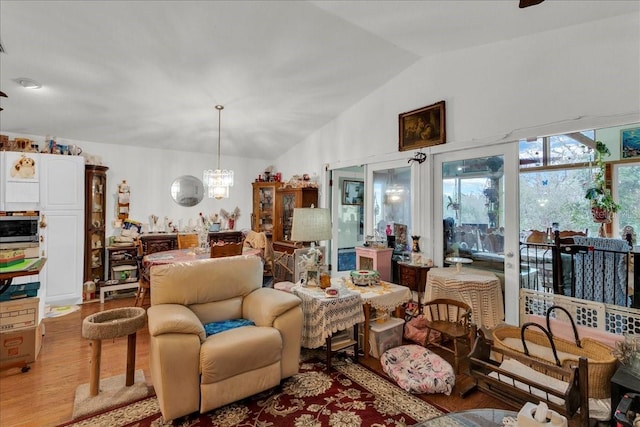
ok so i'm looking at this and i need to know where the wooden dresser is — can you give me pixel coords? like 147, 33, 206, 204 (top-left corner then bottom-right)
397, 261, 432, 313
139, 231, 243, 256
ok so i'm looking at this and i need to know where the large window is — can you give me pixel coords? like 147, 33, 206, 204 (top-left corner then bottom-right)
519, 168, 594, 234
616, 162, 640, 244
519, 126, 639, 239
520, 131, 594, 169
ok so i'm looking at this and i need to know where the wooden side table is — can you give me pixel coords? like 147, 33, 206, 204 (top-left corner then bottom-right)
291, 285, 364, 369
397, 262, 431, 313
355, 247, 394, 282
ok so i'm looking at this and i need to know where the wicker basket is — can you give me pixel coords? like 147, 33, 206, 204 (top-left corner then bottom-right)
492, 306, 616, 399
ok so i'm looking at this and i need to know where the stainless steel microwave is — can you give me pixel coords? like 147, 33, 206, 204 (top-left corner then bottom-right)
0, 213, 39, 244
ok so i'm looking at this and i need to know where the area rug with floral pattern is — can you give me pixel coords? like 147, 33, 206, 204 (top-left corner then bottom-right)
60, 353, 444, 427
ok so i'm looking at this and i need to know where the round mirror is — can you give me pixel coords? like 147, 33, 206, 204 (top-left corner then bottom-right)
170, 175, 205, 207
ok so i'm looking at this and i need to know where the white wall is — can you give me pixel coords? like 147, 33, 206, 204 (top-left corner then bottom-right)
274, 13, 640, 175
4, 132, 267, 237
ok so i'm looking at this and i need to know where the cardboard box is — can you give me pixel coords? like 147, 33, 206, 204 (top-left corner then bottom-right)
0, 322, 43, 370
0, 298, 39, 331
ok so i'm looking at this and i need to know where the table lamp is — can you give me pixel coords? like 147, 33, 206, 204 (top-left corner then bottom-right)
290, 207, 332, 244
290, 207, 332, 286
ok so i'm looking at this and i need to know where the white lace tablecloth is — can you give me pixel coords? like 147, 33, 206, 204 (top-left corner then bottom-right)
292, 286, 365, 349
341, 279, 413, 311
425, 267, 503, 329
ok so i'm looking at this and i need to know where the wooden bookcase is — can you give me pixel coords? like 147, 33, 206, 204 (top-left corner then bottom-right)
83, 165, 109, 285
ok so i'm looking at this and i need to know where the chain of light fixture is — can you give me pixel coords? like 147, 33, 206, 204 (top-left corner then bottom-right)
203, 105, 234, 199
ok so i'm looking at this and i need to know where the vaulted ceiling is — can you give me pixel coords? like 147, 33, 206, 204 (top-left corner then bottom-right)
0, 1, 637, 160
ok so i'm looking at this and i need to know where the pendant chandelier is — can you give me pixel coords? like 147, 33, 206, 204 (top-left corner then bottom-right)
203, 105, 234, 199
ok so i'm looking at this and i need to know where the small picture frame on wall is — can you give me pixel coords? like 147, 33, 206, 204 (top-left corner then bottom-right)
399, 100, 446, 152
343, 180, 363, 205
621, 127, 640, 158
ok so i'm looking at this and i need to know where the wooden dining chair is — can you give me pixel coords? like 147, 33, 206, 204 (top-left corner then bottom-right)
421, 298, 476, 373
210, 241, 244, 258
177, 233, 199, 249
133, 239, 151, 307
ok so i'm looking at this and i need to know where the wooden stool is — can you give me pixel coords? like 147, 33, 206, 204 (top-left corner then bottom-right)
81, 307, 146, 396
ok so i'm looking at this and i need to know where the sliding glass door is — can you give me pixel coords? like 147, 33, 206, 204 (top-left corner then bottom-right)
330, 166, 365, 276
433, 143, 520, 324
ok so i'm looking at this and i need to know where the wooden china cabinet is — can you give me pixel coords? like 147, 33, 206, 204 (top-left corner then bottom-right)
273, 187, 318, 244
251, 182, 282, 238
83, 165, 109, 285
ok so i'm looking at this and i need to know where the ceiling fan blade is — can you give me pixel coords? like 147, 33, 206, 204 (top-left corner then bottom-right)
519, 0, 545, 8
0, 91, 7, 97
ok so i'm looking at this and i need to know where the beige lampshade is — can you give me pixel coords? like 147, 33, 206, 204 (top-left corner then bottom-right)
290, 208, 332, 242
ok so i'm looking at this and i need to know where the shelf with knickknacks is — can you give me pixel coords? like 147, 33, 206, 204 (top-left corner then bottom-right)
117, 180, 130, 221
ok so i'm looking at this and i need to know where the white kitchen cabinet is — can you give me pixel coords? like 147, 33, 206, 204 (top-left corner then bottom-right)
0, 151, 40, 211
40, 209, 84, 305
39, 154, 84, 210
39, 155, 85, 305
1, 152, 85, 306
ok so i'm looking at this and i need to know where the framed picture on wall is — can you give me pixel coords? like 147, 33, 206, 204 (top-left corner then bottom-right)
621, 127, 640, 158
399, 100, 446, 152
343, 180, 363, 205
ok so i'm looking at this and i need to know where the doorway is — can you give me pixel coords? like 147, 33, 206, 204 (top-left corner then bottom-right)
433, 143, 520, 324
330, 166, 365, 276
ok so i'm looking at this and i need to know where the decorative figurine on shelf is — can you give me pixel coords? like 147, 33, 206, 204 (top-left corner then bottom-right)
149, 215, 158, 233
411, 235, 421, 253
117, 180, 130, 221
219, 207, 241, 230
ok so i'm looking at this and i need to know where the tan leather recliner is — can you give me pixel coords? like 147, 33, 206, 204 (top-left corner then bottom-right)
147, 255, 303, 421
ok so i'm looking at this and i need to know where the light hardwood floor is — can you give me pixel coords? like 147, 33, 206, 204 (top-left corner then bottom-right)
0, 296, 511, 427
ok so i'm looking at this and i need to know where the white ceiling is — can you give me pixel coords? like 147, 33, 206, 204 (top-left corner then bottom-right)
0, 1, 637, 160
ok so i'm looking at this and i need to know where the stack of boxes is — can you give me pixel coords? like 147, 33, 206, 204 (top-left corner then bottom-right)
0, 297, 42, 371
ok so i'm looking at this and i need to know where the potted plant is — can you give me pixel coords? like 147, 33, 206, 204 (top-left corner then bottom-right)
584, 140, 621, 223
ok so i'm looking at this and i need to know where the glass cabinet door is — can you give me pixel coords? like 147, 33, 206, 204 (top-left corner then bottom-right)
259, 185, 276, 234
281, 192, 297, 242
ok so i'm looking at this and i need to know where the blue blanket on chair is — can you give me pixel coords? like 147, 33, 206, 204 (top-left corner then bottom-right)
203, 319, 255, 336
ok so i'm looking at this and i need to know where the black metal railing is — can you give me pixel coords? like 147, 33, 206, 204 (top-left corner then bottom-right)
520, 230, 639, 308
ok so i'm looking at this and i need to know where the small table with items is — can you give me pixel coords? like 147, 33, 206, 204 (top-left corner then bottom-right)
425, 267, 503, 330
341, 278, 412, 359
397, 261, 432, 314
412, 409, 518, 427
291, 284, 364, 370
355, 246, 394, 282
